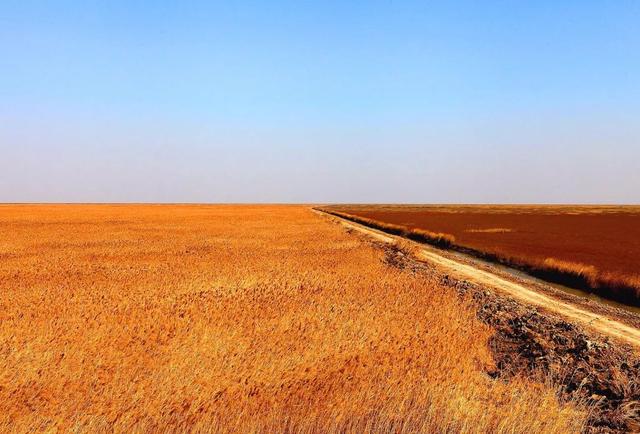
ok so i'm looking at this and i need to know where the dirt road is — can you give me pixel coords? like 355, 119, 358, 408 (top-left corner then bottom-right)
317, 210, 640, 349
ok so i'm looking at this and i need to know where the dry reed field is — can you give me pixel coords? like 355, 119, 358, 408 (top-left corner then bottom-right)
0, 205, 586, 433
326, 205, 640, 306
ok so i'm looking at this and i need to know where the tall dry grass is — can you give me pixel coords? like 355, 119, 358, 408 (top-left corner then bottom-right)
0, 205, 585, 432
320, 209, 456, 248
537, 258, 640, 304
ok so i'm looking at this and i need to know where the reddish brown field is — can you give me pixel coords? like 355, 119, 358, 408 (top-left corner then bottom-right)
325, 205, 640, 305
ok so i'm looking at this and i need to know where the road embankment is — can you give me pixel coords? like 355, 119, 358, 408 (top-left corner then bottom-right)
315, 208, 640, 432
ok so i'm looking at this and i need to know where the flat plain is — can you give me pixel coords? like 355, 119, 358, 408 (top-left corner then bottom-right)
0, 205, 585, 432
327, 205, 640, 305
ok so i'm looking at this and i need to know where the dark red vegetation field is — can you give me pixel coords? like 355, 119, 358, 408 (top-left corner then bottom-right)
324, 206, 640, 306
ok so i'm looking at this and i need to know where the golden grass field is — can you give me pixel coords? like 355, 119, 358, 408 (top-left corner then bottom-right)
0, 205, 586, 432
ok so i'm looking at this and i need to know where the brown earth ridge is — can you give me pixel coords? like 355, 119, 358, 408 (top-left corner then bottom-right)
328, 214, 640, 433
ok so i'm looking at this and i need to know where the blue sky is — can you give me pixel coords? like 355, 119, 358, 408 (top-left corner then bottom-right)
1, 1, 639, 202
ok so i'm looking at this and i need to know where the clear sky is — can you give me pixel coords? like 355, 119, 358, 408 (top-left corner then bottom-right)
1, 1, 639, 203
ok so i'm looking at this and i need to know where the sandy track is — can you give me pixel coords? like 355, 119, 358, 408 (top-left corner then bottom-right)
317, 210, 640, 348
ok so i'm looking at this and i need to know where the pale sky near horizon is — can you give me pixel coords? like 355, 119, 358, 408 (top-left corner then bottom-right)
1, 1, 639, 203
